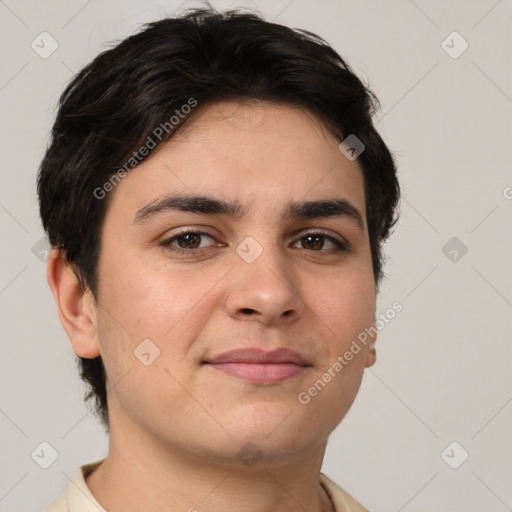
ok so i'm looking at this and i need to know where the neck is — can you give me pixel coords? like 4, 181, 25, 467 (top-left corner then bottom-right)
85, 416, 334, 512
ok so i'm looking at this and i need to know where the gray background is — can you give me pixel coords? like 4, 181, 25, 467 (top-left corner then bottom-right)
1, 0, 511, 511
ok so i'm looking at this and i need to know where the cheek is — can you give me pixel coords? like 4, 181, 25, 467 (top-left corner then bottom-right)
95, 249, 229, 375
97, 246, 205, 336
93, 274, 196, 426
304, 267, 376, 347
297, 274, 375, 433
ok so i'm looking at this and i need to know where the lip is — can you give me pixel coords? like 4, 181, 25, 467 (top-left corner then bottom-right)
204, 347, 311, 365
203, 348, 312, 384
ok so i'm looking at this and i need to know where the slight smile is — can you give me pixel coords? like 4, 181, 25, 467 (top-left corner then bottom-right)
203, 347, 313, 384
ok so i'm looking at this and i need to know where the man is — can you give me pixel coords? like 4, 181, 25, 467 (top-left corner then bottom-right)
38, 7, 400, 511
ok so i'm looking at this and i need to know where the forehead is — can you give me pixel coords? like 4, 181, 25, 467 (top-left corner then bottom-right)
105, 100, 367, 224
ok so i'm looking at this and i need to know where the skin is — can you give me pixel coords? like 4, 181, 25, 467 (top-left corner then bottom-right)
48, 100, 377, 512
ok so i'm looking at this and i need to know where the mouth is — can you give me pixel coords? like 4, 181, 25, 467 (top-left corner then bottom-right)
202, 347, 312, 384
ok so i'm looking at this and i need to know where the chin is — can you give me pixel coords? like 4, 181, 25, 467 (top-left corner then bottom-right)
223, 409, 320, 450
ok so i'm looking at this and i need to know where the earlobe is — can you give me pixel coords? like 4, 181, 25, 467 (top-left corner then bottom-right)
364, 346, 376, 368
364, 321, 378, 368
46, 249, 100, 359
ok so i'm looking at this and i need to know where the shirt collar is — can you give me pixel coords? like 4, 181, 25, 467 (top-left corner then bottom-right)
65, 460, 106, 512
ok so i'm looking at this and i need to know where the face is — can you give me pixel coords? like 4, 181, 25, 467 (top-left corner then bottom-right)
91, 100, 377, 466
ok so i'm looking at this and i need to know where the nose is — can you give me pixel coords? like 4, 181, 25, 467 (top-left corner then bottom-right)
223, 243, 305, 326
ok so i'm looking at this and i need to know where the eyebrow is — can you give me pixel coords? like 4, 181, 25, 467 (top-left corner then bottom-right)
133, 193, 364, 229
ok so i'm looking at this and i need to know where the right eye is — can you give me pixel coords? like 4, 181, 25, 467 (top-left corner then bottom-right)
159, 230, 221, 255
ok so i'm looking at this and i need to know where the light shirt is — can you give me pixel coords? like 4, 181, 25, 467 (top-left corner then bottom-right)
45, 459, 368, 512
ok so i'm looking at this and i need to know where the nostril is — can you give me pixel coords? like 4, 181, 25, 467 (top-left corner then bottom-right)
241, 308, 255, 315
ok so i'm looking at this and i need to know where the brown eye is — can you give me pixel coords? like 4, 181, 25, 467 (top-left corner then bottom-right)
160, 231, 218, 254
293, 231, 347, 252
301, 234, 325, 250
175, 233, 202, 249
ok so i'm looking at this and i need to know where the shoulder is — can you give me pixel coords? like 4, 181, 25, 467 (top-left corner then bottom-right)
43, 459, 105, 512
320, 472, 369, 512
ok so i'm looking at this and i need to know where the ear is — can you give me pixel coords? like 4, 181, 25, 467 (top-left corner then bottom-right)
46, 249, 100, 358
364, 320, 378, 368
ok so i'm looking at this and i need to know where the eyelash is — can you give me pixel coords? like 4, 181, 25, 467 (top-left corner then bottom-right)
159, 229, 348, 255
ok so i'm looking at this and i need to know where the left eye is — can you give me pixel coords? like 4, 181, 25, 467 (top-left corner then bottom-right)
293, 233, 345, 251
